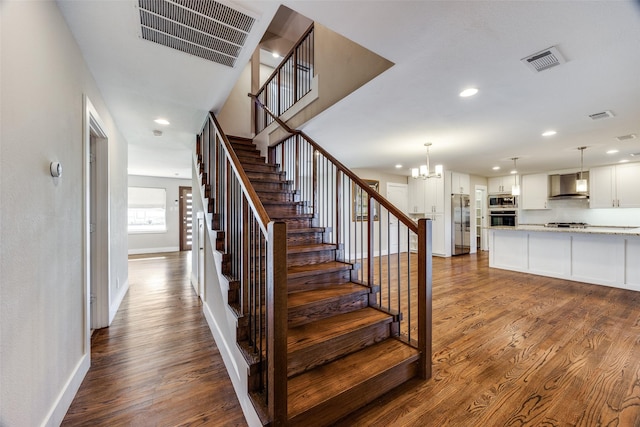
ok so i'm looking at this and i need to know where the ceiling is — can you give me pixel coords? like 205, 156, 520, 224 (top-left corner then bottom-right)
58, 1, 640, 179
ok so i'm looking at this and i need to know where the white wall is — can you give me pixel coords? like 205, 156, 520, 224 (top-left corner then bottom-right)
0, 2, 128, 425
127, 175, 192, 254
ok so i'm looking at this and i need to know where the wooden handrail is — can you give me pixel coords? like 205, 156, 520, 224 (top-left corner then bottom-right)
208, 113, 271, 235
248, 93, 419, 234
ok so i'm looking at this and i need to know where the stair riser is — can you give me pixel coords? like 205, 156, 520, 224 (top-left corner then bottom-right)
246, 171, 286, 181
252, 181, 293, 192
230, 142, 259, 151
277, 218, 314, 229
287, 322, 392, 378
266, 210, 306, 221
234, 152, 264, 161
288, 270, 352, 293
287, 250, 336, 267
287, 232, 325, 246
288, 359, 418, 427
288, 294, 369, 328
242, 163, 279, 173
257, 192, 297, 202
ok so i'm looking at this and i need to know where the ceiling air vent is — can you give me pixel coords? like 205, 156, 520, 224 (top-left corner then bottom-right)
616, 133, 637, 141
588, 110, 615, 120
138, 0, 256, 67
521, 46, 566, 73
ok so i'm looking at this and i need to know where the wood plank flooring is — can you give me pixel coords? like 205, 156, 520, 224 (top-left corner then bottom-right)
64, 251, 640, 426
62, 252, 247, 426
338, 252, 640, 426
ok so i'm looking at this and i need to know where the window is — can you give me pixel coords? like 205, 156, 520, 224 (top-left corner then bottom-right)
128, 187, 167, 233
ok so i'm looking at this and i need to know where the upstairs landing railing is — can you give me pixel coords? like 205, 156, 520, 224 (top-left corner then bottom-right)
254, 25, 314, 134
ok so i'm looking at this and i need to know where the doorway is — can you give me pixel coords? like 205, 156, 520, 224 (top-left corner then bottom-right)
84, 96, 110, 345
386, 183, 409, 254
179, 186, 193, 251
475, 185, 488, 251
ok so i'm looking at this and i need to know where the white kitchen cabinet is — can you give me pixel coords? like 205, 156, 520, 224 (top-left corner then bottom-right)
489, 228, 637, 291
590, 163, 640, 208
488, 175, 518, 194
450, 172, 470, 195
425, 213, 446, 256
409, 214, 445, 256
521, 173, 549, 210
407, 178, 426, 213
425, 177, 445, 213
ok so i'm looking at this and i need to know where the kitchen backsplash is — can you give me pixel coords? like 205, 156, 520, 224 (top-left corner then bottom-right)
519, 198, 640, 227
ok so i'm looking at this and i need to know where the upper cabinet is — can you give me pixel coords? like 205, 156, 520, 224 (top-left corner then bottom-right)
425, 177, 445, 213
407, 176, 445, 213
450, 172, 470, 195
408, 178, 426, 213
488, 175, 519, 194
590, 163, 640, 208
521, 173, 549, 210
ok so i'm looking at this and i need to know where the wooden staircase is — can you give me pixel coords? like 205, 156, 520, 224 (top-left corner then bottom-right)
227, 136, 420, 426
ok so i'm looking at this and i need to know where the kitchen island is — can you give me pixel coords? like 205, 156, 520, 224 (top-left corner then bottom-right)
489, 225, 640, 292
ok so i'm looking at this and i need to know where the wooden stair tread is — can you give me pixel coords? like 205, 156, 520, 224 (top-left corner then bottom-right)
288, 261, 351, 278
287, 339, 420, 420
288, 283, 369, 309
287, 243, 335, 254
288, 308, 391, 352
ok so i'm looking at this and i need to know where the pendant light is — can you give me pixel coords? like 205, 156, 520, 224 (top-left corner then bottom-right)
576, 147, 588, 192
510, 157, 520, 196
411, 142, 443, 179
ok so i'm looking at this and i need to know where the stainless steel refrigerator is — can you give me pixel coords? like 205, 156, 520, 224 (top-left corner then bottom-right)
451, 194, 471, 255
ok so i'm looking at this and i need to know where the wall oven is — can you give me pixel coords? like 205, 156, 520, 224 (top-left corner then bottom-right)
488, 195, 517, 209
489, 210, 517, 227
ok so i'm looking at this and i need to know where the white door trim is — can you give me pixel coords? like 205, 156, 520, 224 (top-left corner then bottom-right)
386, 182, 409, 254
83, 95, 110, 348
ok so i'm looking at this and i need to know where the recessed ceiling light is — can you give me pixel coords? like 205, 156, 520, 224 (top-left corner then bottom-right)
542, 130, 557, 137
272, 52, 280, 58
607, 149, 619, 154
619, 159, 630, 163
492, 166, 500, 170
154, 118, 170, 125
459, 88, 478, 97
395, 164, 402, 169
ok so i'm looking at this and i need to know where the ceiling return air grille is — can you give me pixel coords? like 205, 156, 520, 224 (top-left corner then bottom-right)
521, 46, 566, 73
138, 0, 256, 67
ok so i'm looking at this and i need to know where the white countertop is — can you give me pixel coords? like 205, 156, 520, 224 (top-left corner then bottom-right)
489, 224, 640, 236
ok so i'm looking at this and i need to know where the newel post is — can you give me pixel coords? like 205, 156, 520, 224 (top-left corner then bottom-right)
267, 221, 288, 424
417, 218, 433, 380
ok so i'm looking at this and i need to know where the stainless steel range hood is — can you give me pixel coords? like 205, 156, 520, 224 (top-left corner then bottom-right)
548, 172, 589, 199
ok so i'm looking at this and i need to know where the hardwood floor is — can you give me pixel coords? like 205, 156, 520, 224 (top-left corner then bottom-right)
62, 252, 247, 427
338, 252, 640, 426
64, 250, 640, 426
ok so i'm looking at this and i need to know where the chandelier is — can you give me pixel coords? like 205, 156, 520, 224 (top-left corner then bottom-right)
411, 143, 443, 179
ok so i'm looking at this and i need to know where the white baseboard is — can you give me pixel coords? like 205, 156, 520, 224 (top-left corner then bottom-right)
203, 303, 262, 427
109, 279, 129, 325
42, 353, 90, 427
127, 246, 180, 255
190, 272, 199, 296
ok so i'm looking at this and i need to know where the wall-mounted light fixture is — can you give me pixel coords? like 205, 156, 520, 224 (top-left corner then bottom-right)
576, 147, 588, 192
411, 142, 443, 179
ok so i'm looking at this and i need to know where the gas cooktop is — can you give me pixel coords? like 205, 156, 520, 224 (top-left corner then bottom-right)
544, 222, 589, 229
